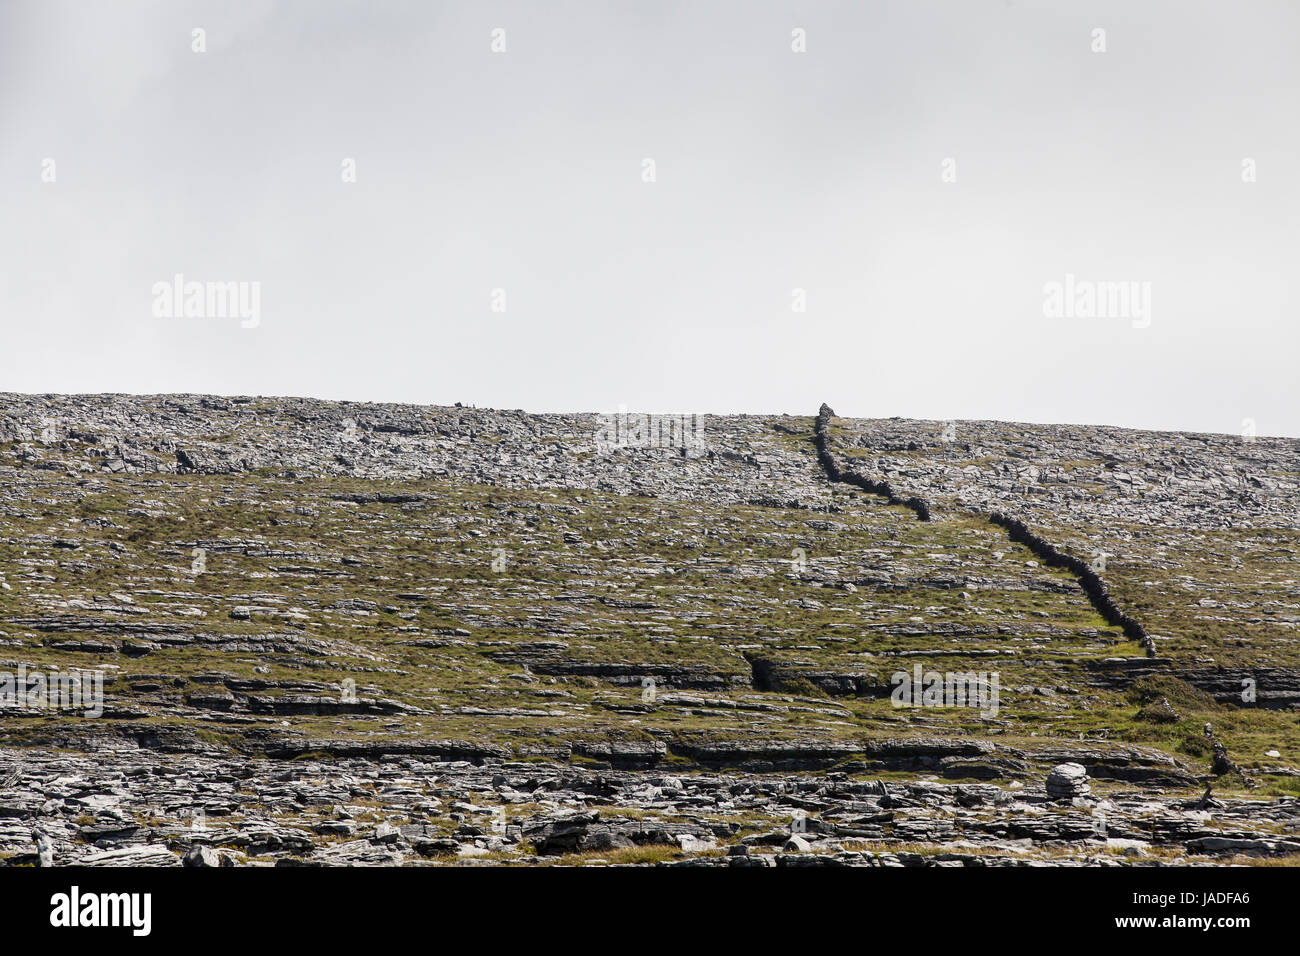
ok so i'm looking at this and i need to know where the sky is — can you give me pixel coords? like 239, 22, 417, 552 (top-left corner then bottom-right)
1, 0, 1297, 436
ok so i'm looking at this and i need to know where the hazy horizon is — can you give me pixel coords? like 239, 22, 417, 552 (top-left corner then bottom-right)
3, 1, 1297, 437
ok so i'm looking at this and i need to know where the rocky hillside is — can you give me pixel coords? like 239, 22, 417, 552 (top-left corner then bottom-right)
1, 393, 1297, 867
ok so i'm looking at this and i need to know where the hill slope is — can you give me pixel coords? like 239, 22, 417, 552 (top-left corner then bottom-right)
1, 394, 1297, 866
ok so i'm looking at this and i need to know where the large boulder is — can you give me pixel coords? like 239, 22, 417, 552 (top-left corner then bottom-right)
1045, 762, 1091, 800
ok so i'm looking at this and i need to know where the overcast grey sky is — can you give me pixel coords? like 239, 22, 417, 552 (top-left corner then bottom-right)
1, 0, 1297, 436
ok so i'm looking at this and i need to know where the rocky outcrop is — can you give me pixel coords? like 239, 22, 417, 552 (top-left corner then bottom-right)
1045, 762, 1091, 800
4, 747, 1295, 867
1086, 659, 1300, 708
523, 812, 712, 855
664, 736, 993, 772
